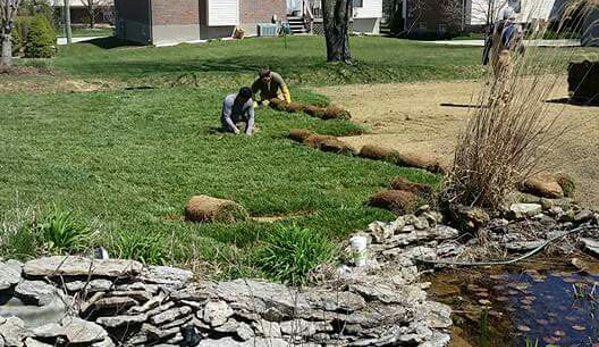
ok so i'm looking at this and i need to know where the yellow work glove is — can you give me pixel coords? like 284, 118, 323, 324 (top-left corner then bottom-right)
253, 101, 258, 108
282, 85, 292, 104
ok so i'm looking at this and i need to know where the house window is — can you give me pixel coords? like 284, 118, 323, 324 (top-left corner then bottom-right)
419, 22, 427, 30
353, 0, 363, 8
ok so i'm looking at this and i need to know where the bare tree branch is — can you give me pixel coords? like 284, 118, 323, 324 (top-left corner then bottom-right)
79, 0, 108, 28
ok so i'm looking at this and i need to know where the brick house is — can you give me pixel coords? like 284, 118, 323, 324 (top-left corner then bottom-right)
403, 0, 561, 35
114, 0, 287, 45
50, 0, 115, 26
114, 0, 383, 46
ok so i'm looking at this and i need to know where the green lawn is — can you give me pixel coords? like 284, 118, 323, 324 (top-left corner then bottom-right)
58, 27, 114, 38
5, 35, 593, 279
0, 84, 437, 277
49, 35, 484, 87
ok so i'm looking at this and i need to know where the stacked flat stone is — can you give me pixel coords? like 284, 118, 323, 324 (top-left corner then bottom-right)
1, 255, 452, 347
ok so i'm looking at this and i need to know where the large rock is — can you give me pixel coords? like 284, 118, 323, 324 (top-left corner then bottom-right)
450, 205, 490, 231
93, 296, 138, 309
23, 338, 52, 347
0, 261, 22, 291
215, 280, 311, 319
14, 281, 59, 306
203, 301, 234, 327
31, 323, 66, 339
0, 317, 26, 347
138, 266, 194, 289
150, 306, 192, 326
61, 317, 109, 344
581, 238, 599, 257
0, 296, 68, 329
24, 257, 142, 278
304, 290, 366, 312
421, 301, 452, 329
509, 203, 542, 219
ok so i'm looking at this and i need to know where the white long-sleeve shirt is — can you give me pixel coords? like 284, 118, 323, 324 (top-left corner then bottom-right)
221, 93, 255, 135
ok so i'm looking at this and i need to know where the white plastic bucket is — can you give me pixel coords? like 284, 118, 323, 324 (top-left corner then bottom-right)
350, 236, 368, 267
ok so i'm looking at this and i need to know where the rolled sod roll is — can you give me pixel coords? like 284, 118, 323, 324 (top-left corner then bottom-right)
288, 129, 312, 143
319, 138, 355, 155
303, 134, 338, 149
303, 105, 327, 118
390, 177, 433, 197
521, 174, 564, 199
323, 106, 351, 120
396, 152, 448, 175
185, 195, 249, 224
368, 190, 417, 215
358, 145, 399, 161
285, 102, 306, 113
269, 98, 288, 111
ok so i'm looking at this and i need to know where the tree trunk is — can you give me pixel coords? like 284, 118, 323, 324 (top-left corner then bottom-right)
322, 0, 352, 63
1, 33, 12, 66
89, 7, 95, 29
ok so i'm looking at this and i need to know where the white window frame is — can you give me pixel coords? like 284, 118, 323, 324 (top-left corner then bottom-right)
207, 0, 239, 27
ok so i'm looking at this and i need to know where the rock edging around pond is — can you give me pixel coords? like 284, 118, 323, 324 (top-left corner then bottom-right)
0, 254, 452, 347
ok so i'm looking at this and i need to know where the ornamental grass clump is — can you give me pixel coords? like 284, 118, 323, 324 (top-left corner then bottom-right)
256, 225, 337, 284
446, 0, 597, 211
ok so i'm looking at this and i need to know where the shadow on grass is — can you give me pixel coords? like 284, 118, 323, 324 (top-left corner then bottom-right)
86, 37, 147, 50
546, 97, 599, 107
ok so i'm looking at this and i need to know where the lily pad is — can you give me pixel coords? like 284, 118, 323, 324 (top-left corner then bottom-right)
553, 330, 567, 337
572, 325, 586, 332
517, 325, 531, 332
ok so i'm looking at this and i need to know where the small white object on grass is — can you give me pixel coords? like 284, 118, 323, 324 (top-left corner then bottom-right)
93, 247, 109, 260
350, 236, 368, 267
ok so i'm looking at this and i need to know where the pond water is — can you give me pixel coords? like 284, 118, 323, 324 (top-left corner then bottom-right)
425, 259, 599, 347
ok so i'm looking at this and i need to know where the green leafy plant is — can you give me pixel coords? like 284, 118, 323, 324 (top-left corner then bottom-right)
524, 337, 539, 347
0, 208, 42, 260
35, 207, 90, 254
255, 225, 337, 284
24, 15, 56, 58
111, 230, 169, 265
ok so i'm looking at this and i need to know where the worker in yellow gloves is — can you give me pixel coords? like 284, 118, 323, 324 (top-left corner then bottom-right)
251, 67, 291, 108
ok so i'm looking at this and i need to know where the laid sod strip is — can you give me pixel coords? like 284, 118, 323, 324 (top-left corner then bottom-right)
358, 144, 448, 174
270, 99, 352, 120
368, 190, 418, 216
390, 177, 434, 198
289, 130, 446, 174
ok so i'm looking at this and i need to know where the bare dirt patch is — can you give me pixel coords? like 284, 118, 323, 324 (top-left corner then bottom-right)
0, 65, 53, 76
0, 75, 119, 94
317, 80, 599, 208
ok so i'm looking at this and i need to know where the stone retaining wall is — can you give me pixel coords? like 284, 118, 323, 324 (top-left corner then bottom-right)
0, 252, 452, 347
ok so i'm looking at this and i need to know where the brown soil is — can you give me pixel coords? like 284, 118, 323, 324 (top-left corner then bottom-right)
317, 80, 599, 208
0, 75, 118, 94
0, 66, 53, 76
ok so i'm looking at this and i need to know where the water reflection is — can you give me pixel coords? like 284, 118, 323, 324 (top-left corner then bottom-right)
427, 261, 599, 347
